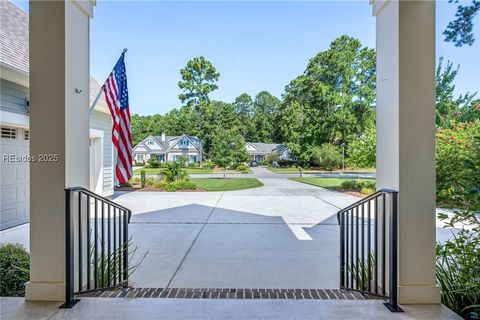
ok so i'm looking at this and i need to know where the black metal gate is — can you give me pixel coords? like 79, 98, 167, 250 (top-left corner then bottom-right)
61, 187, 132, 308
337, 189, 403, 312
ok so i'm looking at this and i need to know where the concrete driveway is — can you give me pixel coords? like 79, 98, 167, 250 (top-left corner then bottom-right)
113, 167, 360, 289
0, 167, 459, 291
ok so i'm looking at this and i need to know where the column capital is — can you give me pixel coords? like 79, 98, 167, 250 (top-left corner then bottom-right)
72, 0, 96, 18
371, 0, 390, 17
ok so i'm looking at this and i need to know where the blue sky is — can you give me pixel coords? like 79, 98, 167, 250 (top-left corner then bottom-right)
13, 1, 480, 116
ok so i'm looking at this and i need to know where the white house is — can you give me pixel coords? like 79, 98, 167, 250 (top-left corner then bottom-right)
245, 142, 292, 163
0, 1, 114, 230
133, 133, 203, 164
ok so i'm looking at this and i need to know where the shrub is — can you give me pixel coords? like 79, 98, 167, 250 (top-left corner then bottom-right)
277, 159, 296, 168
201, 159, 215, 169
340, 180, 376, 195
119, 181, 132, 188
140, 170, 146, 188
130, 177, 140, 183
436, 120, 480, 209
346, 124, 376, 168
310, 144, 342, 170
147, 156, 160, 168
341, 180, 359, 190
0, 244, 30, 296
236, 164, 248, 173
264, 153, 280, 165
162, 161, 189, 182
165, 180, 196, 192
436, 214, 480, 319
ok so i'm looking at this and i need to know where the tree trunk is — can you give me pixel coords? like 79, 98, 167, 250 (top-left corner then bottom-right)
224, 167, 227, 179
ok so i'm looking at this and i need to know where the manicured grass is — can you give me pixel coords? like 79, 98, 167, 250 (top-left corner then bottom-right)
193, 178, 263, 191
133, 167, 213, 175
268, 167, 376, 174
289, 177, 374, 189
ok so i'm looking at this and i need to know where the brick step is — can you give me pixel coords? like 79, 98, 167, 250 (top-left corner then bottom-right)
78, 288, 381, 300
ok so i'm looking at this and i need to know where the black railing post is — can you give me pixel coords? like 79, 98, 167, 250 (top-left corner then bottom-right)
337, 189, 403, 313
384, 192, 403, 312
60, 188, 80, 308
59, 186, 131, 308
340, 211, 345, 288
123, 210, 129, 287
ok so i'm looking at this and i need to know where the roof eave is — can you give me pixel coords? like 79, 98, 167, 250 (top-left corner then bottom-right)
1, 62, 28, 87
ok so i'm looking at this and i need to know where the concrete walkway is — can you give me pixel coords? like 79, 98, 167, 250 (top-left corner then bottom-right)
1, 297, 460, 320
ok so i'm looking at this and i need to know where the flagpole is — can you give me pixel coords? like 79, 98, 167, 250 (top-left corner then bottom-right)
89, 48, 128, 113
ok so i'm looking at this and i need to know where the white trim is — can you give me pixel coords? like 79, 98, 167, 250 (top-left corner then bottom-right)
245, 142, 262, 152
0, 62, 28, 87
168, 134, 200, 151
89, 129, 104, 195
0, 110, 29, 128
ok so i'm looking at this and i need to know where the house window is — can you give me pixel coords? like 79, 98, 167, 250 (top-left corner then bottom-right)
147, 139, 154, 146
189, 155, 197, 163
180, 139, 188, 148
1, 127, 16, 139
24, 130, 29, 140
137, 154, 144, 162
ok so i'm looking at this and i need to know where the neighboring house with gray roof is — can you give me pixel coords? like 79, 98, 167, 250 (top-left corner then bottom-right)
0, 2, 114, 230
245, 142, 292, 163
133, 133, 203, 164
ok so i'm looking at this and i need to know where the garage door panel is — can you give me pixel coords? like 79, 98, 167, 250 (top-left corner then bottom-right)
0, 206, 28, 230
1, 127, 30, 230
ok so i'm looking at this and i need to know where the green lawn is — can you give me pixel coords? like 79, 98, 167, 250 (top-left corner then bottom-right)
133, 167, 213, 175
289, 177, 375, 189
193, 178, 263, 191
268, 167, 376, 174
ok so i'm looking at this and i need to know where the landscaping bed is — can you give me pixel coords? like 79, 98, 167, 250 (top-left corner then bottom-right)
118, 177, 263, 192
290, 177, 376, 196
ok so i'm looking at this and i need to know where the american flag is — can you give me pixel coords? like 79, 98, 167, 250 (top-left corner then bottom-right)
103, 52, 132, 185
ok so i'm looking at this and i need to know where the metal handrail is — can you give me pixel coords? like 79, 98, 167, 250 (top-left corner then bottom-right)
66, 186, 132, 221
337, 189, 402, 313
337, 188, 398, 215
61, 187, 132, 308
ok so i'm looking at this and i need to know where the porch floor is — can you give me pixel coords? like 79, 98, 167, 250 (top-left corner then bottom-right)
1, 297, 460, 320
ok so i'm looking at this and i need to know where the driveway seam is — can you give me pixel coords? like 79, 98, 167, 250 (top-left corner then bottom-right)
164, 191, 225, 289
313, 195, 342, 210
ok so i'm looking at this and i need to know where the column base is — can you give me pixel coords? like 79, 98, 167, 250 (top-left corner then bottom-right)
398, 285, 441, 304
25, 281, 65, 302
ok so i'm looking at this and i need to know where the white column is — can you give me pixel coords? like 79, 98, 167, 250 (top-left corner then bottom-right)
26, 0, 94, 301
374, 0, 440, 304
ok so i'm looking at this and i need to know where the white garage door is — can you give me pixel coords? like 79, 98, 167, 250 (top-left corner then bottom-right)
1, 126, 29, 230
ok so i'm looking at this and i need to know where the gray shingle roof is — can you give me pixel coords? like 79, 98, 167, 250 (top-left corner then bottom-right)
247, 142, 285, 154
0, 1, 29, 73
1, 2, 106, 107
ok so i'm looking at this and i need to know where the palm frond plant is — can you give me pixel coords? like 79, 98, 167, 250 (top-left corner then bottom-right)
162, 161, 189, 183
88, 235, 148, 290
436, 225, 480, 319
347, 253, 378, 293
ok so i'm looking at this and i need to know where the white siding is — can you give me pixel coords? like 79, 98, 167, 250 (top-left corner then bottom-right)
90, 110, 114, 196
0, 79, 29, 115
